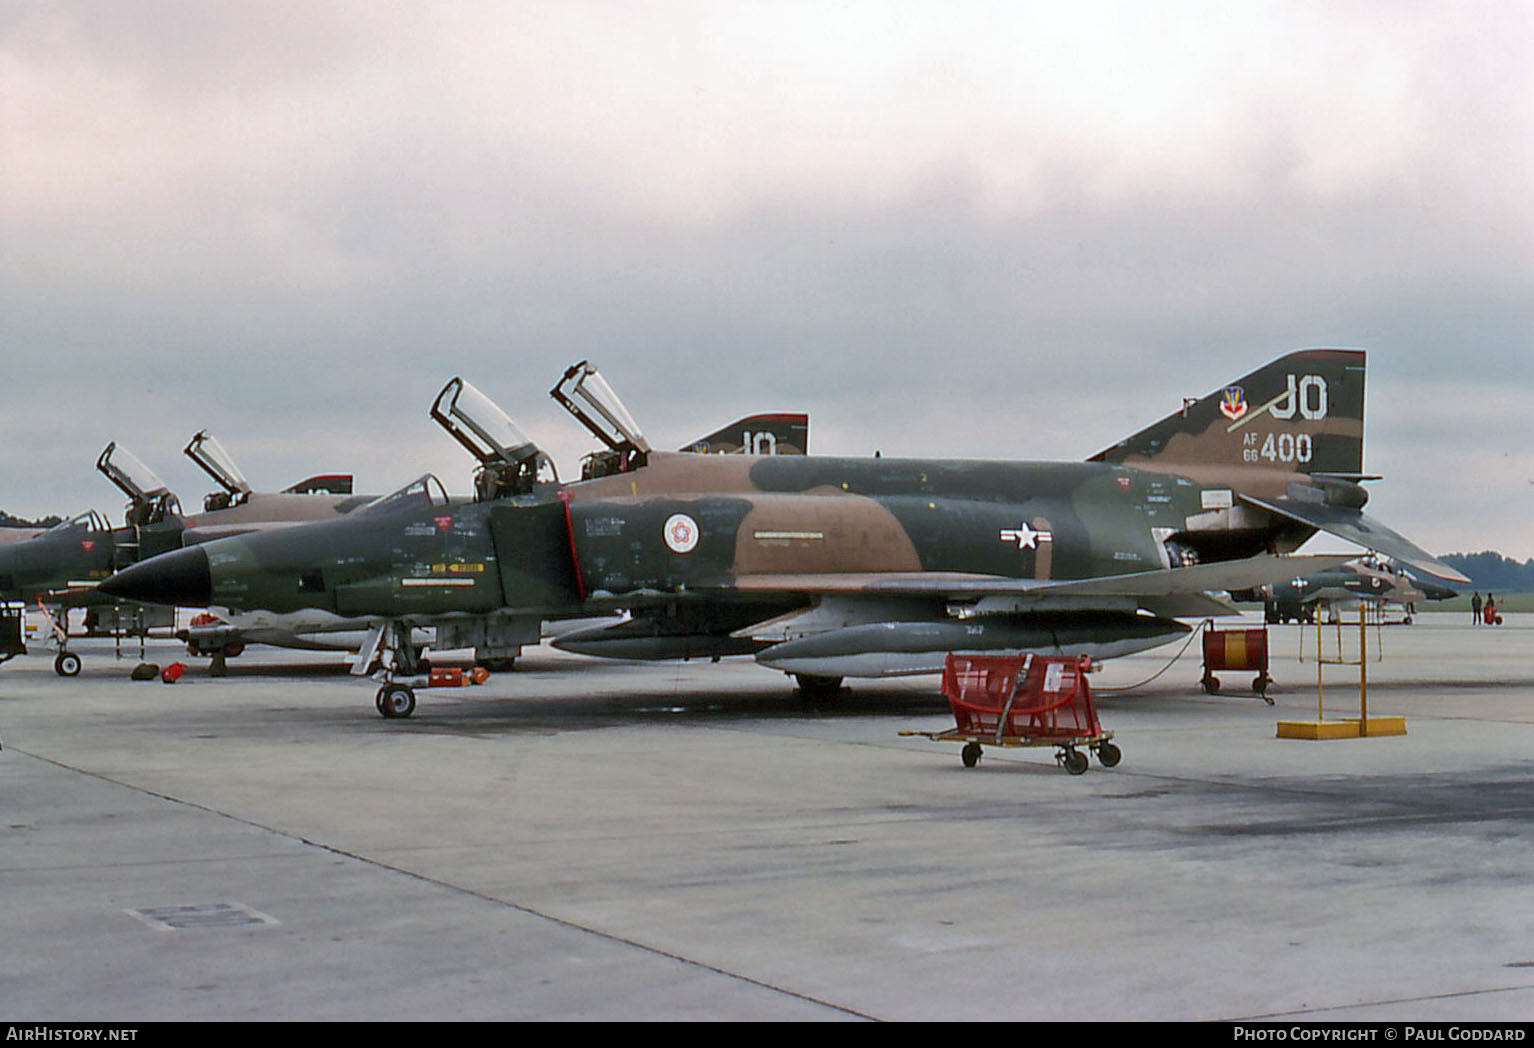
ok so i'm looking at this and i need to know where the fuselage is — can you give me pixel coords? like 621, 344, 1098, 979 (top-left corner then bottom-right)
0, 516, 124, 604
0, 487, 371, 611
102, 452, 1317, 623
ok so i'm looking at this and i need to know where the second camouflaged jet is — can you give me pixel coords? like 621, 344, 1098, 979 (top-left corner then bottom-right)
1233, 556, 1459, 624
102, 348, 1466, 717
0, 438, 371, 674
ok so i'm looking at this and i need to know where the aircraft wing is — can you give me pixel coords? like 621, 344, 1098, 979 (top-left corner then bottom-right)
697, 554, 1356, 678
721, 553, 1359, 602
1239, 495, 1469, 584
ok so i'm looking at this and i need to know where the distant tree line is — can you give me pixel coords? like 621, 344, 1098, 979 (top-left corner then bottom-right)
0, 510, 62, 529
1440, 552, 1534, 592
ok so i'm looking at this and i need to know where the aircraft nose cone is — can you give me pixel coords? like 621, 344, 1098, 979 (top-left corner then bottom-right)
99, 546, 212, 607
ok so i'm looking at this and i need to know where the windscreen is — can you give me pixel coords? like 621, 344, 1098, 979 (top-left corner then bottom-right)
46, 511, 108, 535
360, 474, 451, 515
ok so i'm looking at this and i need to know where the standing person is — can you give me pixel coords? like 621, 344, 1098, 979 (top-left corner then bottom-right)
1472, 592, 1483, 624
1486, 593, 1498, 626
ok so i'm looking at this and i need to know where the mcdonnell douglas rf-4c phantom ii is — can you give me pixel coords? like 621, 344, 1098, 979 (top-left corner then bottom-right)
101, 349, 1467, 718
1, 393, 809, 676
0, 436, 370, 675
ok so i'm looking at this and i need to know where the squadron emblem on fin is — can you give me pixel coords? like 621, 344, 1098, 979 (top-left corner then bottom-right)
1219, 386, 1248, 421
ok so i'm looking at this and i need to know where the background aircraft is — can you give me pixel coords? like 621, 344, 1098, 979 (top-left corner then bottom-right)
0, 527, 45, 545
0, 437, 367, 674
1231, 557, 1459, 624
101, 348, 1462, 718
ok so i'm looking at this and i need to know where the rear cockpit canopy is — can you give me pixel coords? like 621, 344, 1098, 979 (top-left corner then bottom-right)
550, 360, 651, 479
360, 473, 451, 516
431, 378, 557, 501
185, 430, 253, 511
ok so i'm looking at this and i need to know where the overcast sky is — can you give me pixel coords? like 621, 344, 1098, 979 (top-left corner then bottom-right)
3, 2, 1531, 562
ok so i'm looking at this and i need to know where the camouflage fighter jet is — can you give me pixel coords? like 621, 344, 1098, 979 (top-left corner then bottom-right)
1232, 556, 1459, 625
101, 349, 1465, 718
0, 439, 370, 674
174, 388, 814, 670
180, 429, 367, 533
0, 444, 199, 674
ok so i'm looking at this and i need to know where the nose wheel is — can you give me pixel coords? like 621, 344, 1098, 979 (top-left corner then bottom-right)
376, 683, 416, 719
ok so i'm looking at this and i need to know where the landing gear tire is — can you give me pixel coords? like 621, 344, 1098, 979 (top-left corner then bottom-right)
376, 684, 416, 719
54, 651, 81, 677
961, 742, 982, 768
1201, 674, 1220, 695
794, 674, 844, 700
1062, 748, 1089, 775
1096, 741, 1121, 768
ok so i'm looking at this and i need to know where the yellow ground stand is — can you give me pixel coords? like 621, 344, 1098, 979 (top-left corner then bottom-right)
1277, 603, 1406, 741
1277, 716, 1407, 740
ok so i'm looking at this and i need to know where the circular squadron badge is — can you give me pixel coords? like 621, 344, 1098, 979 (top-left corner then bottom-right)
663, 513, 700, 554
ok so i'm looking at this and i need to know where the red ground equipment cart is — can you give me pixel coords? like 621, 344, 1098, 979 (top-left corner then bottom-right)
902, 653, 1119, 774
1200, 622, 1272, 703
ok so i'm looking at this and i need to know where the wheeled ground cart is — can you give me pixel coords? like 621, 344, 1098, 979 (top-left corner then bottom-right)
901, 653, 1118, 774
1201, 621, 1272, 702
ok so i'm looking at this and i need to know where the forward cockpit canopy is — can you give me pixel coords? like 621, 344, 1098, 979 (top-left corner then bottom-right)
96, 443, 180, 526
431, 378, 557, 501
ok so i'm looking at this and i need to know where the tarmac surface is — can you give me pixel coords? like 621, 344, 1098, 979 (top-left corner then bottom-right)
3, 610, 1533, 1021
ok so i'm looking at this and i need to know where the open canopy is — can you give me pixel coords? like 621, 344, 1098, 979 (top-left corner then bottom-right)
551, 360, 650, 456
96, 443, 170, 504
431, 378, 542, 468
430, 377, 557, 498
184, 430, 252, 497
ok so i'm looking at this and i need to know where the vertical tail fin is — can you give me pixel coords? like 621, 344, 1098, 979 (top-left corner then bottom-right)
1088, 348, 1367, 478
681, 413, 809, 455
